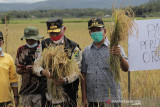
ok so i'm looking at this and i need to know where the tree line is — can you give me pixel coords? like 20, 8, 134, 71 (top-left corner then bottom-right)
0, 8, 112, 23
1, 0, 160, 23
132, 0, 160, 17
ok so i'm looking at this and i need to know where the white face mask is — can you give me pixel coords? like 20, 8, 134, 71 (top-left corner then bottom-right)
0, 47, 2, 52
26, 43, 38, 48
52, 35, 64, 44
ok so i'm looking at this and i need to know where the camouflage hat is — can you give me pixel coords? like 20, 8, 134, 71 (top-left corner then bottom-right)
21, 26, 44, 40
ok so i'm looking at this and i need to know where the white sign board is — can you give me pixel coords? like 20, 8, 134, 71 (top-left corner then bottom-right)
128, 19, 160, 71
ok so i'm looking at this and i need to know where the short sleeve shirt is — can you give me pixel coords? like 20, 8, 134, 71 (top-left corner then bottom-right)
81, 38, 127, 102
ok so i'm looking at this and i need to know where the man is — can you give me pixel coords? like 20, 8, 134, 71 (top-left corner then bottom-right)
0, 31, 19, 107
34, 18, 81, 107
81, 18, 129, 107
15, 26, 46, 107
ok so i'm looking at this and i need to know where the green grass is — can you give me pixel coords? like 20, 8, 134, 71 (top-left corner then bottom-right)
1, 17, 160, 24
1, 17, 113, 24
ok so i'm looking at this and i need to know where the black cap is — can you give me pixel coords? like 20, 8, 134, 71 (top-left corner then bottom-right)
88, 18, 105, 29
46, 18, 63, 33
0, 31, 3, 40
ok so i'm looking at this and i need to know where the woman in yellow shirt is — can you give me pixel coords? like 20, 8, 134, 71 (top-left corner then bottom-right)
0, 31, 19, 107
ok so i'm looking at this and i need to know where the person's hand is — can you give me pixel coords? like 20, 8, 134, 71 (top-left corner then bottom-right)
26, 65, 33, 73
14, 97, 19, 107
82, 97, 89, 107
17, 65, 26, 69
16, 65, 26, 74
41, 70, 51, 78
51, 78, 65, 86
110, 46, 121, 56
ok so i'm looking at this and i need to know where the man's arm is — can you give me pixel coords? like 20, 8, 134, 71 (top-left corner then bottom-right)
119, 46, 129, 71
81, 51, 88, 107
81, 73, 88, 107
120, 56, 129, 71
9, 56, 19, 106
11, 86, 19, 107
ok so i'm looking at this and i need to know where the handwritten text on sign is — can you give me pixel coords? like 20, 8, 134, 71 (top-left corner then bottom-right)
128, 19, 160, 71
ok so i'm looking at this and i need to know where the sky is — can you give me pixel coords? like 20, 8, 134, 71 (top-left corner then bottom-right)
0, 0, 46, 3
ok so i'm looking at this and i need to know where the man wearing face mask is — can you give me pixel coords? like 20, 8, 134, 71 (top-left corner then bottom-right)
81, 18, 129, 107
0, 31, 19, 107
34, 18, 82, 107
15, 26, 47, 107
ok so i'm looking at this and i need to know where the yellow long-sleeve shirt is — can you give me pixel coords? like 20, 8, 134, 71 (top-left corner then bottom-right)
0, 52, 18, 103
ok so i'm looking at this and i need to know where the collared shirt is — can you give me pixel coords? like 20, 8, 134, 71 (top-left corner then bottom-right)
0, 52, 18, 103
81, 38, 127, 102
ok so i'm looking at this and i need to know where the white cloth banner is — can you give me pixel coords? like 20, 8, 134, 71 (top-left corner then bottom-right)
128, 19, 160, 71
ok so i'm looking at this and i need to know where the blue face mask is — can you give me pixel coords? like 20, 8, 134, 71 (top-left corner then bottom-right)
91, 31, 103, 43
0, 47, 2, 52
26, 43, 38, 48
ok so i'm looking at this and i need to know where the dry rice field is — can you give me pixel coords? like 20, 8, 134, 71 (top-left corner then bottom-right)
0, 20, 160, 107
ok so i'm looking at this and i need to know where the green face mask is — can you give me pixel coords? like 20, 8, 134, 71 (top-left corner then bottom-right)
91, 31, 103, 43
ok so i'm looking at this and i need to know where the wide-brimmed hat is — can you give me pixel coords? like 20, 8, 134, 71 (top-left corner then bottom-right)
88, 18, 105, 29
46, 18, 63, 33
21, 26, 44, 40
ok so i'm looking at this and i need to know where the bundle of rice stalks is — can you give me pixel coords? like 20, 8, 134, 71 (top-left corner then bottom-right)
37, 45, 80, 99
109, 8, 137, 84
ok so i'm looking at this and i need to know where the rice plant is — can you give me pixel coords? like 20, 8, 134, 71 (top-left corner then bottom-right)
109, 8, 137, 84
36, 45, 80, 99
